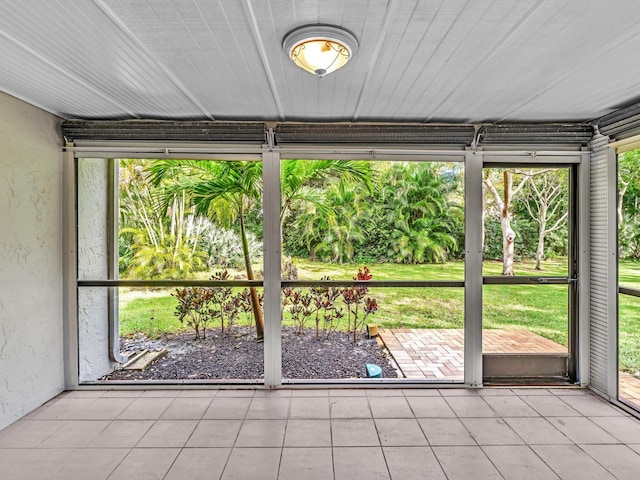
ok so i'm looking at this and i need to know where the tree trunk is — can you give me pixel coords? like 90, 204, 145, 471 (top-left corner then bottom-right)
535, 233, 545, 270
501, 171, 515, 275
618, 181, 628, 226
239, 206, 265, 341
502, 215, 516, 275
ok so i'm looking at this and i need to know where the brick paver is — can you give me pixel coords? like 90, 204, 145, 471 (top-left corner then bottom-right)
378, 328, 566, 381
380, 329, 640, 402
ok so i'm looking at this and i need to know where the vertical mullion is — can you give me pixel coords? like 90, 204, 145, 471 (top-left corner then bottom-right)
63, 151, 79, 388
608, 146, 619, 399
262, 150, 282, 386
108, 159, 127, 363
578, 151, 590, 386
465, 150, 483, 386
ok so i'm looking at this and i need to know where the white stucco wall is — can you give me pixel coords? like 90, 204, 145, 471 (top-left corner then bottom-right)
0, 92, 64, 430
77, 158, 116, 381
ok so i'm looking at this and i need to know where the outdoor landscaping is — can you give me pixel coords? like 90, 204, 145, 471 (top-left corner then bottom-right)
99, 156, 640, 381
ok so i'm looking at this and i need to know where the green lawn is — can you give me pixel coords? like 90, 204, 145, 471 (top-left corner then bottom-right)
118, 257, 640, 374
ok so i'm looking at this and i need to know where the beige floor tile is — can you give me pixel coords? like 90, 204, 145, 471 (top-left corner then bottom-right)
284, 419, 332, 447
433, 445, 503, 479
589, 415, 640, 443
140, 390, 181, 397
383, 446, 446, 479
32, 398, 96, 420
333, 446, 390, 480
0, 420, 65, 447
107, 448, 180, 480
185, 419, 242, 447
511, 388, 553, 396
49, 448, 129, 480
38, 420, 109, 448
366, 389, 405, 397
557, 394, 625, 416
1, 448, 73, 480
164, 447, 231, 480
477, 388, 517, 396
520, 395, 582, 417
329, 396, 372, 418
101, 390, 143, 398
545, 417, 619, 444
629, 444, 640, 454
235, 419, 287, 447
375, 418, 428, 446
117, 397, 173, 420
461, 418, 524, 445
482, 445, 560, 480
88, 420, 153, 448
31, 397, 131, 421
368, 396, 414, 418
177, 390, 219, 398
216, 389, 255, 397
547, 388, 590, 396
137, 420, 198, 448
290, 389, 329, 397
407, 396, 456, 418
221, 447, 281, 480
0, 448, 25, 469
531, 444, 616, 480
444, 396, 498, 417
78, 398, 135, 420
203, 397, 252, 419
160, 397, 212, 419
63, 390, 105, 398
254, 389, 292, 397
482, 395, 540, 417
503, 417, 572, 445
332, 418, 380, 446
439, 388, 480, 397
279, 447, 333, 480
418, 418, 476, 446
328, 389, 367, 396
289, 397, 330, 418
580, 444, 640, 480
246, 397, 291, 419
401, 388, 442, 397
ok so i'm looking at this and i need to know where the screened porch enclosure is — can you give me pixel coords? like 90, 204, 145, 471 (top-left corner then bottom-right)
70, 125, 589, 388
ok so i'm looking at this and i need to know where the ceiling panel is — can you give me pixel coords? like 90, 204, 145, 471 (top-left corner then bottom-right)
1, 0, 640, 123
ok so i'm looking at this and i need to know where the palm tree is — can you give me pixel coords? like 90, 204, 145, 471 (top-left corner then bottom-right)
296, 181, 367, 263
147, 160, 266, 340
280, 159, 372, 230
381, 163, 461, 263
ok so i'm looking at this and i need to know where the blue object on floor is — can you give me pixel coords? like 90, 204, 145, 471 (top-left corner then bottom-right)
366, 363, 382, 378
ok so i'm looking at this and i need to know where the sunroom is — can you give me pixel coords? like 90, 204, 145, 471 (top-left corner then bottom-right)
2, 1, 640, 478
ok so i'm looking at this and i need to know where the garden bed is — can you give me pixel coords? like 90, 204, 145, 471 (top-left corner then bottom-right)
103, 326, 398, 381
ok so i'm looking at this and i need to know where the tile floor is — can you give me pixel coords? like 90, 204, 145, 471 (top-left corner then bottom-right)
1, 387, 640, 479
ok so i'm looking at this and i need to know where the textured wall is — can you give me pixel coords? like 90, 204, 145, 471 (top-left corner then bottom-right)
0, 92, 63, 430
77, 158, 116, 381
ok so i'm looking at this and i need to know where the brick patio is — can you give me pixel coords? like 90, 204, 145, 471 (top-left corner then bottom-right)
378, 328, 566, 381
379, 328, 640, 407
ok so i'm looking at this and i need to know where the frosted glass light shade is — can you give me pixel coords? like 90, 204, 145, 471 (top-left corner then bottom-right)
283, 25, 358, 77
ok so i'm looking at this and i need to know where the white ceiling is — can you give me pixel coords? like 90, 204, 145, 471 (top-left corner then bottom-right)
1, 0, 640, 123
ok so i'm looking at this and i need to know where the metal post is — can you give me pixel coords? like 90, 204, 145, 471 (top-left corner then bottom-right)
607, 146, 619, 399
262, 150, 282, 386
464, 149, 483, 386
62, 150, 79, 388
108, 158, 127, 363
577, 151, 590, 386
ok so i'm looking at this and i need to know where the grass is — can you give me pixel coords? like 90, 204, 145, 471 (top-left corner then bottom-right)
118, 257, 640, 374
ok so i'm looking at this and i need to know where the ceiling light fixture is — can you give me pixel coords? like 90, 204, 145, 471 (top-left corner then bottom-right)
282, 24, 358, 77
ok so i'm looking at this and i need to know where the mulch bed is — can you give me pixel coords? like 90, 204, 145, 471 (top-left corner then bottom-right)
103, 326, 398, 381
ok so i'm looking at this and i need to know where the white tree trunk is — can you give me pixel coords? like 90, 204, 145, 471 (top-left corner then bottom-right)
502, 215, 516, 275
